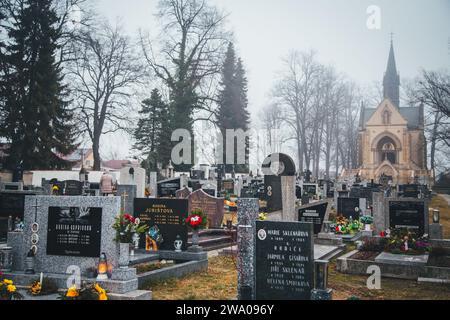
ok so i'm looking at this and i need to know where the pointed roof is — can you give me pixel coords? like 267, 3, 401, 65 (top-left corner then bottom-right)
383, 36, 400, 108
386, 38, 398, 76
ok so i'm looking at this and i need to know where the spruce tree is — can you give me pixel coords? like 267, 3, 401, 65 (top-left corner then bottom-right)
134, 89, 171, 171
216, 43, 250, 173
2, 0, 77, 170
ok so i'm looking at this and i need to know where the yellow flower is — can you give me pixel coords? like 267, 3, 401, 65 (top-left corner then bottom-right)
3, 279, 13, 285
66, 286, 79, 298
94, 283, 103, 293
7, 284, 16, 293
99, 293, 108, 301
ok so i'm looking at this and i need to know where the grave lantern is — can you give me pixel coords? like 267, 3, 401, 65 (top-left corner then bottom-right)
433, 209, 440, 224
96, 252, 109, 281
314, 260, 329, 290
25, 249, 36, 275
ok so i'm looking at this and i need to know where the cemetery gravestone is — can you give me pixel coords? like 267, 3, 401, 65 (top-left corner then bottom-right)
337, 197, 361, 220
255, 220, 314, 300
158, 177, 182, 198
388, 200, 428, 236
22, 196, 119, 274
120, 166, 146, 198
46, 207, 102, 257
134, 198, 188, 251
0, 192, 38, 241
64, 180, 83, 196
117, 184, 137, 214
298, 201, 330, 235
223, 180, 235, 194
262, 153, 296, 221
188, 190, 224, 229
175, 187, 191, 199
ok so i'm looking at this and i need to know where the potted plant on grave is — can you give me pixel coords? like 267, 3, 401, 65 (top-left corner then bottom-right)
360, 216, 374, 231
186, 209, 208, 248
112, 213, 148, 268
0, 272, 23, 300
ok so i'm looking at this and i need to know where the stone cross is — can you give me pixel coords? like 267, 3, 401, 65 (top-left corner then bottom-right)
120, 191, 129, 213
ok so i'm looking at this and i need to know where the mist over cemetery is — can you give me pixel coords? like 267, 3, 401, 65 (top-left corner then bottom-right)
0, 0, 449, 301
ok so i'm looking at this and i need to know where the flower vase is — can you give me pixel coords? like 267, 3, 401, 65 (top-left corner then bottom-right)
188, 229, 203, 253
118, 242, 130, 269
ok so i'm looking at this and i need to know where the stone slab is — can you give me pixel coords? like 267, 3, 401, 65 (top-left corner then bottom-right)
111, 267, 137, 281
97, 278, 138, 294
108, 290, 152, 300
159, 250, 208, 261
375, 252, 429, 266
314, 244, 340, 260
137, 260, 208, 287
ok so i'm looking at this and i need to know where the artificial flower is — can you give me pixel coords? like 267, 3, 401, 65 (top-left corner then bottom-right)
7, 284, 16, 293
66, 286, 79, 298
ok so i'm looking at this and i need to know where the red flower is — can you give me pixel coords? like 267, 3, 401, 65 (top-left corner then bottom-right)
123, 214, 135, 223
380, 231, 386, 238
186, 215, 202, 227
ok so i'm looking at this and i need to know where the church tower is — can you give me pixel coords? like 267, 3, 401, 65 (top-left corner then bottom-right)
383, 38, 400, 108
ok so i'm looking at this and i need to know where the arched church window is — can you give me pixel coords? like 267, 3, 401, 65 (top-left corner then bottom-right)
382, 109, 392, 125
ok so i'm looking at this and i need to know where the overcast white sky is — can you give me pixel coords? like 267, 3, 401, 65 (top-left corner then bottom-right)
93, 0, 450, 160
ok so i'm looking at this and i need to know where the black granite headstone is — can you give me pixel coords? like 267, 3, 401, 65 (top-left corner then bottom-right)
134, 198, 188, 251
64, 180, 83, 196
337, 197, 361, 220
298, 201, 329, 234
264, 175, 282, 213
47, 207, 102, 257
158, 178, 181, 198
255, 220, 314, 300
389, 201, 426, 236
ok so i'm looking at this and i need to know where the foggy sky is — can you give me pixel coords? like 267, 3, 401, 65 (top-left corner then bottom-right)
94, 0, 450, 160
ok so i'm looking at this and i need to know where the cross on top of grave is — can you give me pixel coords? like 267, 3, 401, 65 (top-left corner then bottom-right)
120, 191, 129, 212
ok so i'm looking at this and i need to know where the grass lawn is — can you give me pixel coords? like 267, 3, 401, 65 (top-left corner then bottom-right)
145, 254, 450, 300
329, 260, 450, 300
144, 256, 237, 300
145, 197, 450, 300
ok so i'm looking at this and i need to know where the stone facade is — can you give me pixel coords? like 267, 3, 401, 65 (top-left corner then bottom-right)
354, 41, 431, 185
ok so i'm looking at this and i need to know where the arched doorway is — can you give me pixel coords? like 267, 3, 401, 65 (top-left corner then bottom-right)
377, 136, 397, 164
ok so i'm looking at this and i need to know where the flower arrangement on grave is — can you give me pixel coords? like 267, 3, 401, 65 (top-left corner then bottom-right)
384, 228, 431, 255
0, 273, 23, 300
259, 212, 268, 221
28, 278, 58, 296
145, 188, 151, 198
360, 216, 374, 225
185, 209, 208, 231
59, 283, 108, 301
331, 216, 363, 235
112, 213, 148, 244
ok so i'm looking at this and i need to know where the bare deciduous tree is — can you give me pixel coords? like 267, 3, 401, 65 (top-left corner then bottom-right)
140, 0, 231, 131
68, 22, 144, 170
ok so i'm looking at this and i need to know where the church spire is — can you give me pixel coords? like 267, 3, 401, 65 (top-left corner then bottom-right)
383, 35, 400, 108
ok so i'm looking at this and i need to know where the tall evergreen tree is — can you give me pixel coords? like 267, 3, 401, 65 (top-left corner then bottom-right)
134, 89, 171, 172
216, 43, 250, 173
1, 0, 77, 170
